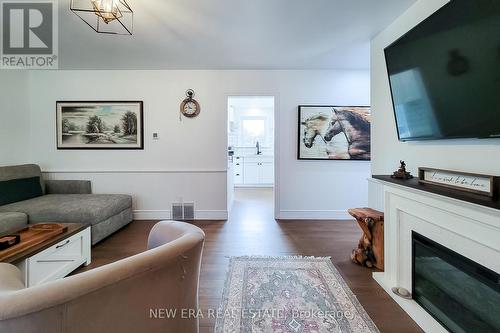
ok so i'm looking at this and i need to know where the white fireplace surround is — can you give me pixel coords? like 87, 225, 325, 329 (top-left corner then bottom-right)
369, 178, 500, 333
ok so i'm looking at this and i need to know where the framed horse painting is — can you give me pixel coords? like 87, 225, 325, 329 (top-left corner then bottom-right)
298, 105, 371, 160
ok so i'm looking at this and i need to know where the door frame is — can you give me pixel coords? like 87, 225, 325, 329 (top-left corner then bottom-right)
225, 93, 280, 220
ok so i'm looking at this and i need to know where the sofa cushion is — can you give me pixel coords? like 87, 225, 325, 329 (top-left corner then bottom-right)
0, 212, 28, 234
0, 177, 43, 206
0, 164, 44, 194
0, 194, 132, 226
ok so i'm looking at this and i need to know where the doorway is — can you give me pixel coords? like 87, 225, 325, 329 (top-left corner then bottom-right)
227, 96, 276, 218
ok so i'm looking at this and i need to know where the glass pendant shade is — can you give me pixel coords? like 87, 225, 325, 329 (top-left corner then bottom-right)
91, 0, 123, 23
70, 0, 133, 35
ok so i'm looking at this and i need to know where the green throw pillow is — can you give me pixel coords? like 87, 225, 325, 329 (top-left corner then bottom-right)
0, 177, 43, 206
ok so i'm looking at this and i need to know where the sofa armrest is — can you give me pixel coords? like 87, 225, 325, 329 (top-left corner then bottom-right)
44, 180, 92, 194
0, 263, 25, 292
0, 212, 28, 234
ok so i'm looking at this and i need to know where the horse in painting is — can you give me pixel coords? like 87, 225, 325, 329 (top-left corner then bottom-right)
301, 113, 330, 148
324, 108, 371, 160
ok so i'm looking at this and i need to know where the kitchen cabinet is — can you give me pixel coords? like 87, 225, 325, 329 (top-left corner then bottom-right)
233, 156, 244, 185
260, 162, 274, 184
235, 155, 274, 186
243, 162, 260, 184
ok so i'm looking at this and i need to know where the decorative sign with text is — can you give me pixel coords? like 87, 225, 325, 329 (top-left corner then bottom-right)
418, 167, 495, 198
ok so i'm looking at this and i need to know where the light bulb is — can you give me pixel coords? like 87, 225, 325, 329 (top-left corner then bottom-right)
91, 0, 123, 23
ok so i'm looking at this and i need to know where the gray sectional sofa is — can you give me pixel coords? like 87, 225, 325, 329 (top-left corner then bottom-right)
0, 164, 133, 245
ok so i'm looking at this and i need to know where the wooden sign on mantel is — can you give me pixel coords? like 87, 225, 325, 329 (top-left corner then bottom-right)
418, 167, 497, 198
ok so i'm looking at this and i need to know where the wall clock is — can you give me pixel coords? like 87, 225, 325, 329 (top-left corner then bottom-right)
180, 89, 200, 118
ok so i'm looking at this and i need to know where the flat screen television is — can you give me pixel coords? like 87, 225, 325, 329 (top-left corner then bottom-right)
384, 0, 500, 141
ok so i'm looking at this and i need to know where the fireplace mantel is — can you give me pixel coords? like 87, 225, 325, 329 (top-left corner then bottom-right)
372, 175, 500, 211
370, 177, 500, 332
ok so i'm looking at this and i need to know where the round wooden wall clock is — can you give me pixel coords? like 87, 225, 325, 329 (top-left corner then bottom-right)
180, 89, 200, 118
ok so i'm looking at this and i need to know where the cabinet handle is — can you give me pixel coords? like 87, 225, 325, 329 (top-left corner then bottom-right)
236, 173, 240, 176
236, 163, 240, 166
56, 240, 70, 249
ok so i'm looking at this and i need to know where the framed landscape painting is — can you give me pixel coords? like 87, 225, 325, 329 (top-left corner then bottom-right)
56, 101, 144, 150
298, 105, 371, 160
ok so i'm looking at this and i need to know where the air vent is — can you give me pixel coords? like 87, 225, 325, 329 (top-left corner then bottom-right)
171, 202, 195, 220
183, 202, 195, 220
172, 203, 184, 220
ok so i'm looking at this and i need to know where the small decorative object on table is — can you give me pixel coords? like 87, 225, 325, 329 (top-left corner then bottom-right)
391, 160, 413, 180
30, 223, 68, 232
0, 235, 21, 250
348, 208, 384, 270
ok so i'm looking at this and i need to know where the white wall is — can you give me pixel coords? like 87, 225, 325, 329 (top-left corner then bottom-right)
371, 0, 500, 179
26, 70, 370, 219
0, 71, 31, 165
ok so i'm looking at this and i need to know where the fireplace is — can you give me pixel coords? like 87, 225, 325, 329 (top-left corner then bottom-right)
412, 232, 500, 333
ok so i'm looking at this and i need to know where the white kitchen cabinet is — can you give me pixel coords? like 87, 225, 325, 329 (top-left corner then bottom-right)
260, 162, 274, 184
243, 158, 274, 186
243, 162, 260, 184
233, 155, 274, 186
233, 157, 244, 185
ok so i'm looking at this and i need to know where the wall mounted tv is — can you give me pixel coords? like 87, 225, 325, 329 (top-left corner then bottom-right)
384, 0, 500, 141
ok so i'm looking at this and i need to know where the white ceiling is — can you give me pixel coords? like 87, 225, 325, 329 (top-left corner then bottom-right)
59, 0, 416, 70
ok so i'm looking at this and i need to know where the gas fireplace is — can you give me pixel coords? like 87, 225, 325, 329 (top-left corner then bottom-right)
412, 232, 500, 333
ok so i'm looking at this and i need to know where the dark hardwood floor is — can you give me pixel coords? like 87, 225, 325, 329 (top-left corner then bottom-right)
75, 188, 422, 333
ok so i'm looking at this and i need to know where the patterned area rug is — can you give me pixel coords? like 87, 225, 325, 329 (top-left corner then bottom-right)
215, 256, 379, 333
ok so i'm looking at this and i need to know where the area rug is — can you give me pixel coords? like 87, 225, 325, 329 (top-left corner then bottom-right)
215, 256, 379, 333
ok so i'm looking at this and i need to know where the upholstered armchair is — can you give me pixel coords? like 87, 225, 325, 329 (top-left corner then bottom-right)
0, 221, 205, 333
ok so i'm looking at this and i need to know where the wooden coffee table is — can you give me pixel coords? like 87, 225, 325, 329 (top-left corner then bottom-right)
0, 223, 91, 287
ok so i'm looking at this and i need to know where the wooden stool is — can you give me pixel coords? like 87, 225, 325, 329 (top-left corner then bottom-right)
348, 208, 384, 270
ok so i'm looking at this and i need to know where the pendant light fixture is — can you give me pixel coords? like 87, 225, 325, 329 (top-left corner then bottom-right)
70, 0, 133, 35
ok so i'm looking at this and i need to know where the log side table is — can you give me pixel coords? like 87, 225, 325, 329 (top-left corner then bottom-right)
348, 208, 384, 270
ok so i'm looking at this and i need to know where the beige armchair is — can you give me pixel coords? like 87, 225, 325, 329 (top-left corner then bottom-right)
0, 221, 205, 333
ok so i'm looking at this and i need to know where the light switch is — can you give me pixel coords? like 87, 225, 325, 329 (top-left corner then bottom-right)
153, 132, 159, 140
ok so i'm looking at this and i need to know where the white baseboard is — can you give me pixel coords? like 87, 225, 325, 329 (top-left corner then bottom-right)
134, 209, 348, 220
278, 210, 352, 220
196, 210, 228, 220
133, 210, 171, 220
133, 210, 228, 220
